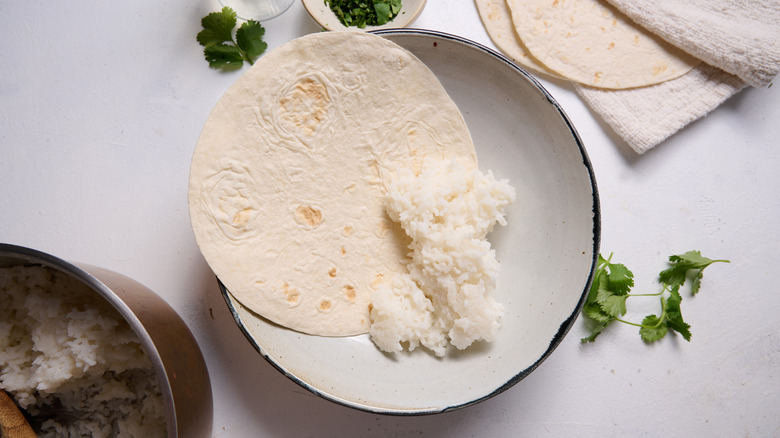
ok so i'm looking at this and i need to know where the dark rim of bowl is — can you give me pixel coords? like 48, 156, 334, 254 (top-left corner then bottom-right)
220, 28, 601, 416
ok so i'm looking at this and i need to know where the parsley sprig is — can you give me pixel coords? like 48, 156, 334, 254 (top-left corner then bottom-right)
581, 251, 729, 343
197, 7, 268, 70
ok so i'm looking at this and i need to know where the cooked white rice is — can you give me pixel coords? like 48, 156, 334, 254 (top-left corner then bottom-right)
0, 265, 166, 437
369, 159, 516, 356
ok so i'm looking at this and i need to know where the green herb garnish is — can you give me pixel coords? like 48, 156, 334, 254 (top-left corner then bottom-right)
197, 7, 268, 70
581, 250, 729, 343
324, 0, 403, 28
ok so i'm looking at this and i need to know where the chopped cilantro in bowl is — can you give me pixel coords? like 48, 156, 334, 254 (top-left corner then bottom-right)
325, 0, 403, 28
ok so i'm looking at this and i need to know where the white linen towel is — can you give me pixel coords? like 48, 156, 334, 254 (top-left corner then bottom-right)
575, 0, 780, 153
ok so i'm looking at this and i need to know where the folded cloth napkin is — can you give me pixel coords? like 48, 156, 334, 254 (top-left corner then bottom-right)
575, 0, 780, 153
576, 65, 745, 154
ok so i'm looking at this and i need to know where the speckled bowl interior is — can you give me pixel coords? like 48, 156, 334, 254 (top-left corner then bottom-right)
221, 29, 600, 415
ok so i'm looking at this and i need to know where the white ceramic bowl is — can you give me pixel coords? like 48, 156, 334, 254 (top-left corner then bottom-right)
219, 29, 600, 414
0, 243, 213, 436
301, 0, 426, 31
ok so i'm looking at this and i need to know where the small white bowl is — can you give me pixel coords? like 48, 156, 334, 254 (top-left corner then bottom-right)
219, 29, 600, 414
301, 0, 426, 31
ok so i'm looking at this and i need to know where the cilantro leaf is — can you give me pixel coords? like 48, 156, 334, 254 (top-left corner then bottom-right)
197, 6, 267, 70
581, 259, 614, 342
203, 44, 244, 70
659, 250, 729, 294
691, 269, 705, 295
639, 314, 668, 342
374, 2, 391, 25
669, 250, 716, 266
589, 256, 632, 317
236, 20, 268, 58
583, 302, 614, 324
198, 7, 237, 46
664, 289, 691, 341
606, 262, 634, 294
581, 250, 727, 344
581, 318, 612, 343
594, 276, 614, 303
599, 293, 628, 317
585, 267, 605, 304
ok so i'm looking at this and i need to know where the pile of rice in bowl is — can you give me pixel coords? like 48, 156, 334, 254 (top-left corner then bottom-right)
0, 265, 166, 437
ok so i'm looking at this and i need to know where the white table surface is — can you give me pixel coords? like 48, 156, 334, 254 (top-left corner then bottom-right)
2, 1, 779, 437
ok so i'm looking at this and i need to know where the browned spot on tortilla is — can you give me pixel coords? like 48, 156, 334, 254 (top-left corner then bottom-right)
370, 274, 385, 289
278, 78, 331, 137
232, 208, 252, 227
282, 282, 300, 305
328, 267, 337, 277
295, 205, 323, 228
652, 63, 668, 76
318, 298, 332, 312
342, 285, 357, 303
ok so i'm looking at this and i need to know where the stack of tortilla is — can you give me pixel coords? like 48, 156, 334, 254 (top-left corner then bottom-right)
476, 0, 700, 89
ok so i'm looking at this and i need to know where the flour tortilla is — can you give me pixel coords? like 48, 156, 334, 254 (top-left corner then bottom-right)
506, 0, 700, 89
189, 32, 477, 336
475, 0, 563, 80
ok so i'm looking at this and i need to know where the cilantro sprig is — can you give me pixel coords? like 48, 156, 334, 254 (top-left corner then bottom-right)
325, 0, 403, 28
581, 251, 729, 343
197, 7, 268, 70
